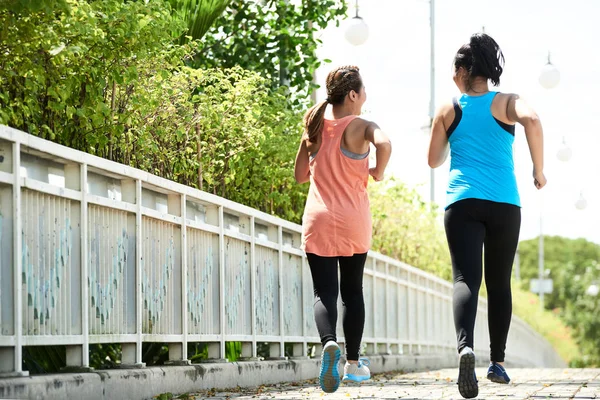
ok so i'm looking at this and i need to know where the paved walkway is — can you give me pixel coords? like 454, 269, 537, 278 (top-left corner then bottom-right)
191, 368, 600, 399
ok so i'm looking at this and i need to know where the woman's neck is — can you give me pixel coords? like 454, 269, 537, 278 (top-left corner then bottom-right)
331, 104, 359, 119
464, 78, 490, 96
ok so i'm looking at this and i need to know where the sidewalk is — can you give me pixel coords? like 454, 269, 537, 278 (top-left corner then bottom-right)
191, 368, 600, 399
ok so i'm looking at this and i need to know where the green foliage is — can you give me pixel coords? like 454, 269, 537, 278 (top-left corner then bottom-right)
517, 236, 600, 366
22, 346, 65, 374
0, 0, 307, 223
518, 236, 600, 310
560, 261, 600, 366
89, 343, 121, 369
197, 0, 348, 105
188, 343, 209, 363
225, 341, 241, 361
170, 0, 231, 42
0, 0, 69, 14
369, 178, 451, 280
511, 282, 580, 364
0, 0, 188, 155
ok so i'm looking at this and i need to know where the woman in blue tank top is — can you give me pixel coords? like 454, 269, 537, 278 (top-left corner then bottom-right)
427, 33, 546, 399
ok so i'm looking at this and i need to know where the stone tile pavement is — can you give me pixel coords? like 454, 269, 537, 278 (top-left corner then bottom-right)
191, 368, 600, 399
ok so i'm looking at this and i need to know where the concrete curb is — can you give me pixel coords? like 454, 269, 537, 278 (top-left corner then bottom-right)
0, 353, 512, 400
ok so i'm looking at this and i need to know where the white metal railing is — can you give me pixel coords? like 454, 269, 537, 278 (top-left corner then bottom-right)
0, 125, 564, 375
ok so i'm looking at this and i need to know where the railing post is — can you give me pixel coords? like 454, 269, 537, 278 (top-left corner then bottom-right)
302, 255, 308, 358
11, 142, 25, 376
250, 216, 257, 358
407, 271, 414, 354
62, 163, 91, 371
120, 179, 145, 367
218, 205, 226, 360
180, 194, 188, 363
166, 193, 188, 365
278, 226, 285, 359
80, 164, 89, 368
366, 256, 376, 356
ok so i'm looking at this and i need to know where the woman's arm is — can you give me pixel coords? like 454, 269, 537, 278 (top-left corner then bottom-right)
364, 122, 392, 181
294, 134, 311, 184
506, 94, 547, 189
427, 104, 451, 168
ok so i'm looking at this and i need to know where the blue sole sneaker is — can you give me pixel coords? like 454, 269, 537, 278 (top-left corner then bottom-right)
319, 341, 341, 393
487, 362, 510, 384
457, 347, 478, 399
343, 357, 371, 383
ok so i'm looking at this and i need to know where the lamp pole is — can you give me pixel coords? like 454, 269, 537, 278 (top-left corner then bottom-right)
429, 0, 436, 203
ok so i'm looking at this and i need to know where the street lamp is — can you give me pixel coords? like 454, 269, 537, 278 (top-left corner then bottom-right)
539, 52, 560, 89
344, 0, 369, 46
537, 55, 561, 309
575, 191, 588, 210
556, 137, 572, 162
429, 0, 435, 204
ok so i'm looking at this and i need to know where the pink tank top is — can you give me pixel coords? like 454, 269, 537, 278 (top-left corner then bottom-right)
301, 115, 372, 257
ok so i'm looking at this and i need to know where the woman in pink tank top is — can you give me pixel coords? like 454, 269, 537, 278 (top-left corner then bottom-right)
294, 66, 391, 393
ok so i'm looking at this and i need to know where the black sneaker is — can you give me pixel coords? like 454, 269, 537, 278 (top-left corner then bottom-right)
487, 362, 510, 384
457, 347, 478, 398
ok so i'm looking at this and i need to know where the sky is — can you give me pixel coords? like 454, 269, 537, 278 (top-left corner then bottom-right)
314, 0, 600, 245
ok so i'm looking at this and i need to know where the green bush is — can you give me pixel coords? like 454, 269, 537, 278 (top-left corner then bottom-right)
0, 0, 307, 223
369, 178, 451, 280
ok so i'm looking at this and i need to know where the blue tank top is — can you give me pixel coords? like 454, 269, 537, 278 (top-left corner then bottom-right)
446, 91, 520, 209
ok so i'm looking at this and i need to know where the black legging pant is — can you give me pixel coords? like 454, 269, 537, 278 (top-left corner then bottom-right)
307, 252, 368, 361
444, 198, 521, 362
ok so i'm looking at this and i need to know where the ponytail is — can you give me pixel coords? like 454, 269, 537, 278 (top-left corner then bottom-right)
469, 33, 504, 86
454, 33, 505, 86
303, 100, 328, 143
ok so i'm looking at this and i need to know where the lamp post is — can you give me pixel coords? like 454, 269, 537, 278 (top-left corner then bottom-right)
428, 0, 436, 203
537, 53, 561, 310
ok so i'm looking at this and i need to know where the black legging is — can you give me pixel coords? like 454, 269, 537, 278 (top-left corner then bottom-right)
307, 252, 368, 361
444, 198, 521, 362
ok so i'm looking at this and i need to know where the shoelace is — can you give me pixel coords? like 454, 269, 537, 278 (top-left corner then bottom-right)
358, 357, 370, 368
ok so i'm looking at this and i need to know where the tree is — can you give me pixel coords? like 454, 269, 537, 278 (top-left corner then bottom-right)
518, 236, 600, 366
517, 236, 600, 311
197, 0, 348, 105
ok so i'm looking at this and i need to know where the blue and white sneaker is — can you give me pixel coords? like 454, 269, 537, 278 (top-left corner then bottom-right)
457, 347, 478, 399
319, 341, 341, 393
342, 357, 371, 383
487, 362, 511, 384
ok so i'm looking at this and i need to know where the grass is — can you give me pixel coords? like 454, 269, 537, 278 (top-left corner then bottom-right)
511, 283, 579, 364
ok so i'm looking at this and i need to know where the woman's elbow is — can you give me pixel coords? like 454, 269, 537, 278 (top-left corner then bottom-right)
294, 172, 310, 184
428, 154, 443, 169
428, 159, 440, 169
521, 112, 541, 129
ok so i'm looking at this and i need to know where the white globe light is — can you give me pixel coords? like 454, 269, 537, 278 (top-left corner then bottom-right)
586, 284, 599, 297
539, 63, 560, 89
344, 17, 369, 46
556, 143, 572, 162
575, 193, 588, 210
